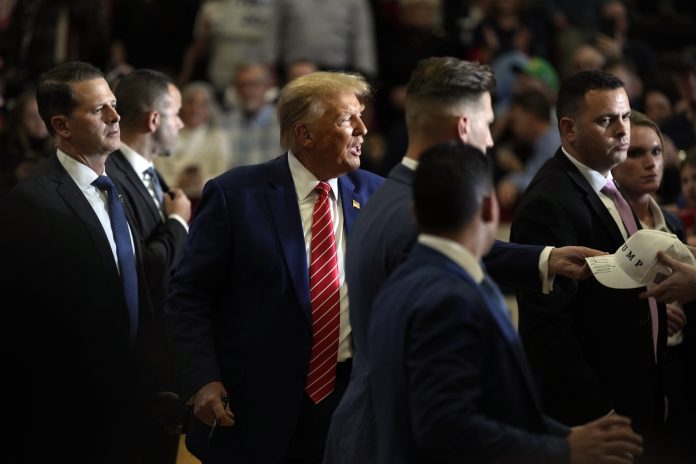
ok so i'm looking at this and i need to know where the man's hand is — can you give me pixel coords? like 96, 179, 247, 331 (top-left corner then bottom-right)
163, 187, 192, 223
193, 381, 235, 427
640, 252, 696, 304
568, 414, 643, 464
666, 304, 687, 336
549, 246, 608, 280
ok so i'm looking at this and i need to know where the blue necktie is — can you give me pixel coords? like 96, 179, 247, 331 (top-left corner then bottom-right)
144, 166, 164, 206
92, 175, 139, 344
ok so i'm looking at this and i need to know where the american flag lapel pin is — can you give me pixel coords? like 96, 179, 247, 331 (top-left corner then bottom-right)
352, 199, 360, 209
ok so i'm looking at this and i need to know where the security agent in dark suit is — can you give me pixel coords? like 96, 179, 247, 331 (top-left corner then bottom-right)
106, 69, 192, 464
324, 57, 604, 464
511, 70, 667, 461
0, 61, 162, 463
368, 140, 643, 464
166, 71, 383, 463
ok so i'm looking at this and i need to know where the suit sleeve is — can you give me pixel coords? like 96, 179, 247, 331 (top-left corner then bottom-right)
511, 194, 613, 422
166, 179, 230, 399
484, 240, 544, 292
407, 294, 569, 464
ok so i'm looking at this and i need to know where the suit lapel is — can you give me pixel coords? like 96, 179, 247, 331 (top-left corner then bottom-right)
110, 151, 162, 222
265, 155, 312, 325
47, 156, 121, 279
388, 162, 413, 186
557, 152, 625, 245
338, 175, 360, 232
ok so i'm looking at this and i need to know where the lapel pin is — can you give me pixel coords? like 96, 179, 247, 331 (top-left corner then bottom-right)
352, 199, 360, 209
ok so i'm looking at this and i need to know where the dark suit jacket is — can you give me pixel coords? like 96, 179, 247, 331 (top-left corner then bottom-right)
511, 149, 666, 441
166, 153, 383, 463
368, 244, 569, 464
107, 151, 187, 387
324, 162, 545, 464
0, 154, 159, 463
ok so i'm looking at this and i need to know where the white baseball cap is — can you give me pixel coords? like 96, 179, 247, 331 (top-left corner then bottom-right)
586, 229, 695, 289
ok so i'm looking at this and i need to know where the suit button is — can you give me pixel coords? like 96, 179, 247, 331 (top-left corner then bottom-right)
638, 317, 648, 326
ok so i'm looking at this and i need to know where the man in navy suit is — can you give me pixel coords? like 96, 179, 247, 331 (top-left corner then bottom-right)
324, 57, 603, 464
368, 141, 643, 464
106, 69, 192, 464
167, 71, 383, 463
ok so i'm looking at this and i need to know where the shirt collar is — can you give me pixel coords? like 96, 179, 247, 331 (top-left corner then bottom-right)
288, 150, 339, 201
401, 156, 418, 171
56, 148, 102, 189
417, 234, 484, 283
647, 196, 668, 232
119, 143, 155, 178
561, 146, 611, 193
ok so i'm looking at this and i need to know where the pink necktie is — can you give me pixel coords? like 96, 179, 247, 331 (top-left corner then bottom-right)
602, 179, 659, 360
305, 182, 341, 403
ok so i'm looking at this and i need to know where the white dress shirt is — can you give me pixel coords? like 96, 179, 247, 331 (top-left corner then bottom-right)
288, 151, 352, 362
56, 149, 135, 270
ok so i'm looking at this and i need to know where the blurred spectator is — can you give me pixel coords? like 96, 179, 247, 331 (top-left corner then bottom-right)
1, 0, 110, 98
643, 89, 671, 123
495, 90, 559, 214
155, 81, 231, 204
0, 89, 52, 195
470, 0, 550, 64
678, 149, 696, 245
110, 0, 200, 80
178, 0, 274, 93
225, 62, 281, 167
661, 46, 696, 204
284, 58, 318, 83
593, 0, 659, 81
567, 42, 606, 77
379, 0, 456, 143
493, 53, 559, 114
442, 0, 491, 56
603, 58, 644, 111
266, 0, 377, 79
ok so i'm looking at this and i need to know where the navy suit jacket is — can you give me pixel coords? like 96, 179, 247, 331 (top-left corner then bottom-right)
1, 154, 159, 462
368, 244, 569, 464
166, 153, 383, 463
511, 149, 666, 442
324, 162, 544, 464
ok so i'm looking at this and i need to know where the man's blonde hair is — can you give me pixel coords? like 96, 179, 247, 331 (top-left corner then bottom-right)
277, 71, 371, 150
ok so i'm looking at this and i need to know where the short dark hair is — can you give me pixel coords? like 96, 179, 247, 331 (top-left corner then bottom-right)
36, 61, 104, 135
413, 141, 492, 234
556, 70, 624, 124
406, 57, 495, 110
405, 58, 496, 134
114, 69, 174, 126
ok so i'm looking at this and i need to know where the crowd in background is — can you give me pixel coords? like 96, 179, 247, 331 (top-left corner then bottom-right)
1, 0, 695, 220
2, 1, 696, 463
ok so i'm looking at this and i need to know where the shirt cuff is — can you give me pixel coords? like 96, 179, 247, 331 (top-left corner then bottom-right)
539, 246, 555, 294
168, 214, 189, 232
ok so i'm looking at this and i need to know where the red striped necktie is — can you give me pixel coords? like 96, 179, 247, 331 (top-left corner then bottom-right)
305, 182, 341, 403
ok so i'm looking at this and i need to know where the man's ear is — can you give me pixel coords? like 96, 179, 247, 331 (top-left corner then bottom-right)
294, 123, 314, 148
559, 116, 576, 145
457, 115, 469, 141
51, 115, 70, 138
481, 192, 499, 226
147, 111, 159, 133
